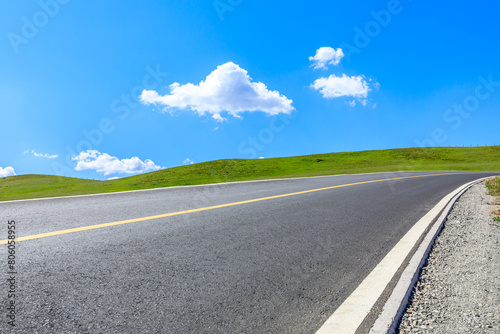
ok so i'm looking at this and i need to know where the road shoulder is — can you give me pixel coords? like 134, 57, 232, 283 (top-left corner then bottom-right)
398, 181, 500, 332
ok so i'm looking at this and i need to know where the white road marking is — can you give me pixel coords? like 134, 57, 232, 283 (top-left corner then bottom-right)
315, 178, 482, 334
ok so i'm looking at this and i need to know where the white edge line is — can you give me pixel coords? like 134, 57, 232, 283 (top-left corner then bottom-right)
0, 171, 464, 204
314, 176, 496, 334
369, 177, 491, 334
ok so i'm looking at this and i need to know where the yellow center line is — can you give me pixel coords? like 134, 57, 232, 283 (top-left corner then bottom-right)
0, 173, 463, 245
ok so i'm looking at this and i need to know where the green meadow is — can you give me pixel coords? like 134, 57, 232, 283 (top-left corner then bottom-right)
2, 146, 500, 202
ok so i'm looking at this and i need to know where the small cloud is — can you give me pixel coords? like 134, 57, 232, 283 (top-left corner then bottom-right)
72, 150, 162, 176
347, 98, 375, 108
24, 149, 58, 159
0, 166, 16, 177
309, 47, 344, 70
140, 62, 294, 120
213, 126, 219, 131
212, 114, 226, 123
183, 158, 194, 165
311, 74, 370, 99
107, 176, 121, 180
258, 157, 265, 159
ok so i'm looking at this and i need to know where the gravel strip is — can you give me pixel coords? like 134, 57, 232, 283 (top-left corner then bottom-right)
398, 181, 500, 333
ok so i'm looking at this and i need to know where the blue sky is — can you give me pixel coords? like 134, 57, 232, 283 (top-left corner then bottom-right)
1, 0, 499, 180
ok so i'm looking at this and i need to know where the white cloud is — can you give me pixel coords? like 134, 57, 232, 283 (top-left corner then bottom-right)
72, 150, 162, 176
183, 158, 194, 165
258, 157, 265, 159
309, 47, 344, 70
212, 114, 226, 123
346, 98, 373, 108
0, 166, 16, 177
311, 74, 370, 99
24, 149, 58, 159
140, 62, 294, 120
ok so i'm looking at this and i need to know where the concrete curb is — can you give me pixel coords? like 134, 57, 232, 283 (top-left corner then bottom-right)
369, 177, 492, 333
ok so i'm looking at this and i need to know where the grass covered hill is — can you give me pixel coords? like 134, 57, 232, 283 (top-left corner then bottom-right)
1, 146, 500, 202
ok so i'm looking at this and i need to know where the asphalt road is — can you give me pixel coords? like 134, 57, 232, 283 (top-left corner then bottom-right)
1, 171, 498, 333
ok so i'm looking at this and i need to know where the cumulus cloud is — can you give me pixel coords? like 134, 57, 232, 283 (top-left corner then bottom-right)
311, 74, 370, 99
24, 149, 58, 159
0, 166, 16, 177
183, 158, 194, 165
309, 47, 344, 70
72, 150, 162, 176
140, 62, 294, 121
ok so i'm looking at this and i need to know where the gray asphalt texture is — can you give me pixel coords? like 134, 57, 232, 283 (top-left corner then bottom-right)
1, 171, 498, 333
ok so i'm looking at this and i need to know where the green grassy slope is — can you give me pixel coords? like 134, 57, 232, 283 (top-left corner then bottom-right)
486, 176, 500, 197
2, 146, 500, 202
485, 176, 500, 221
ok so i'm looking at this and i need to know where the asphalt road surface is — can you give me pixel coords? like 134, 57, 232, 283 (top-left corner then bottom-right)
1, 171, 498, 333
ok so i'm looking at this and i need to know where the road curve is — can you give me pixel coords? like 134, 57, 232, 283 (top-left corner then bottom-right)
1, 171, 497, 333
